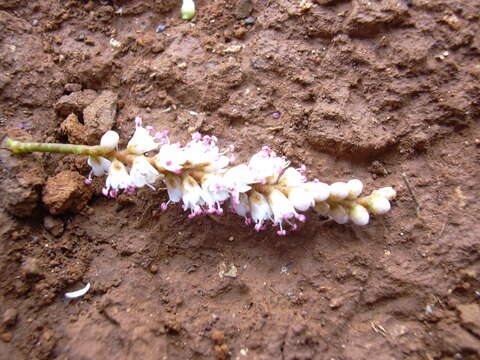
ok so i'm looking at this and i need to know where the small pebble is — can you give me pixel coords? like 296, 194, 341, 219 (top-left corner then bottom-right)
77, 34, 86, 42
272, 112, 281, 119
244, 17, 255, 25
32, 19, 38, 26
156, 24, 167, 33
149, 264, 158, 274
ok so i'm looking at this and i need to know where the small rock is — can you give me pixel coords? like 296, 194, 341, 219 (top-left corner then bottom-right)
43, 216, 64, 237
211, 330, 225, 343
22, 257, 42, 278
2, 309, 18, 327
82, 90, 118, 144
64, 83, 82, 92
149, 264, 158, 274
155, 24, 166, 33
42, 171, 94, 215
457, 303, 480, 337
54, 89, 98, 117
234, 0, 253, 19
0, 129, 45, 217
329, 297, 343, 309
244, 16, 255, 25
76, 34, 85, 42
60, 113, 85, 144
0, 332, 12, 343
234, 27, 248, 38
223, 264, 238, 278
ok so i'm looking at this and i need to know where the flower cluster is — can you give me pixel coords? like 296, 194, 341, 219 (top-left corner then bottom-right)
82, 117, 396, 235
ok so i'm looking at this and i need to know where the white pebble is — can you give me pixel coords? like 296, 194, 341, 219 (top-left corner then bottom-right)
65, 283, 91, 299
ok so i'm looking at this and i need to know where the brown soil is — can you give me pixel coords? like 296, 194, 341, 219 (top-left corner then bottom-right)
1, 0, 480, 359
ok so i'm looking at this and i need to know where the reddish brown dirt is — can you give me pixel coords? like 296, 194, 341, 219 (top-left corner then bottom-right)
1, 0, 480, 359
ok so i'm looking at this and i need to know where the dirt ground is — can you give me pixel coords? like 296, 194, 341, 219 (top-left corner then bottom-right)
0, 0, 479, 359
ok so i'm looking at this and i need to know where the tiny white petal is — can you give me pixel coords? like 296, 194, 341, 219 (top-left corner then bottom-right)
349, 204, 370, 226
329, 182, 350, 201
330, 205, 349, 224
100, 130, 119, 149
65, 283, 91, 299
165, 174, 182, 202
347, 179, 363, 199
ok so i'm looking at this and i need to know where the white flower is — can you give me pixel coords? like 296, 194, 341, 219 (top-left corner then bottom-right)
314, 201, 330, 216
231, 193, 250, 218
373, 187, 396, 200
130, 156, 160, 189
367, 195, 391, 215
346, 179, 363, 199
249, 191, 272, 231
248, 149, 289, 184
329, 205, 349, 224
223, 164, 254, 203
104, 159, 133, 193
153, 143, 185, 173
127, 126, 158, 154
200, 174, 229, 214
328, 182, 350, 201
278, 167, 303, 187
181, 0, 195, 20
267, 189, 296, 221
181, 175, 204, 217
288, 187, 315, 212
303, 181, 330, 201
349, 204, 370, 226
100, 130, 120, 149
87, 156, 111, 177
165, 174, 183, 203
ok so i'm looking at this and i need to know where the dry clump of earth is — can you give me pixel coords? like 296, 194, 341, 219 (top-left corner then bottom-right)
0, 0, 480, 359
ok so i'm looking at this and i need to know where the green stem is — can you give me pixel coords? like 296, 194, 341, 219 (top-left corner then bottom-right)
4, 137, 113, 157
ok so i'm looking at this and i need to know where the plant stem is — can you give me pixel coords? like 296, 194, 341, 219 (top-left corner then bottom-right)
4, 137, 113, 157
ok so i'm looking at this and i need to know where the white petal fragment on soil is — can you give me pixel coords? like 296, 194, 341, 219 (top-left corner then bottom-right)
65, 282, 91, 299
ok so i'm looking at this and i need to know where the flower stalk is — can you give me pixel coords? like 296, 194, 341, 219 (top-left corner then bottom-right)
4, 117, 397, 235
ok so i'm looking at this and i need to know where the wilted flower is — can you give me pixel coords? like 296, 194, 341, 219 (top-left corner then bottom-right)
104, 159, 133, 197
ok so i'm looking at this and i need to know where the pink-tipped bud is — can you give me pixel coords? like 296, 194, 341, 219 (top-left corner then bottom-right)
160, 202, 168, 211
102, 188, 109, 197
245, 218, 252, 225
291, 224, 298, 231
216, 208, 224, 215
109, 189, 119, 198
84, 178, 92, 185
277, 230, 287, 236
296, 214, 306, 222
254, 223, 262, 231
134, 116, 143, 127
